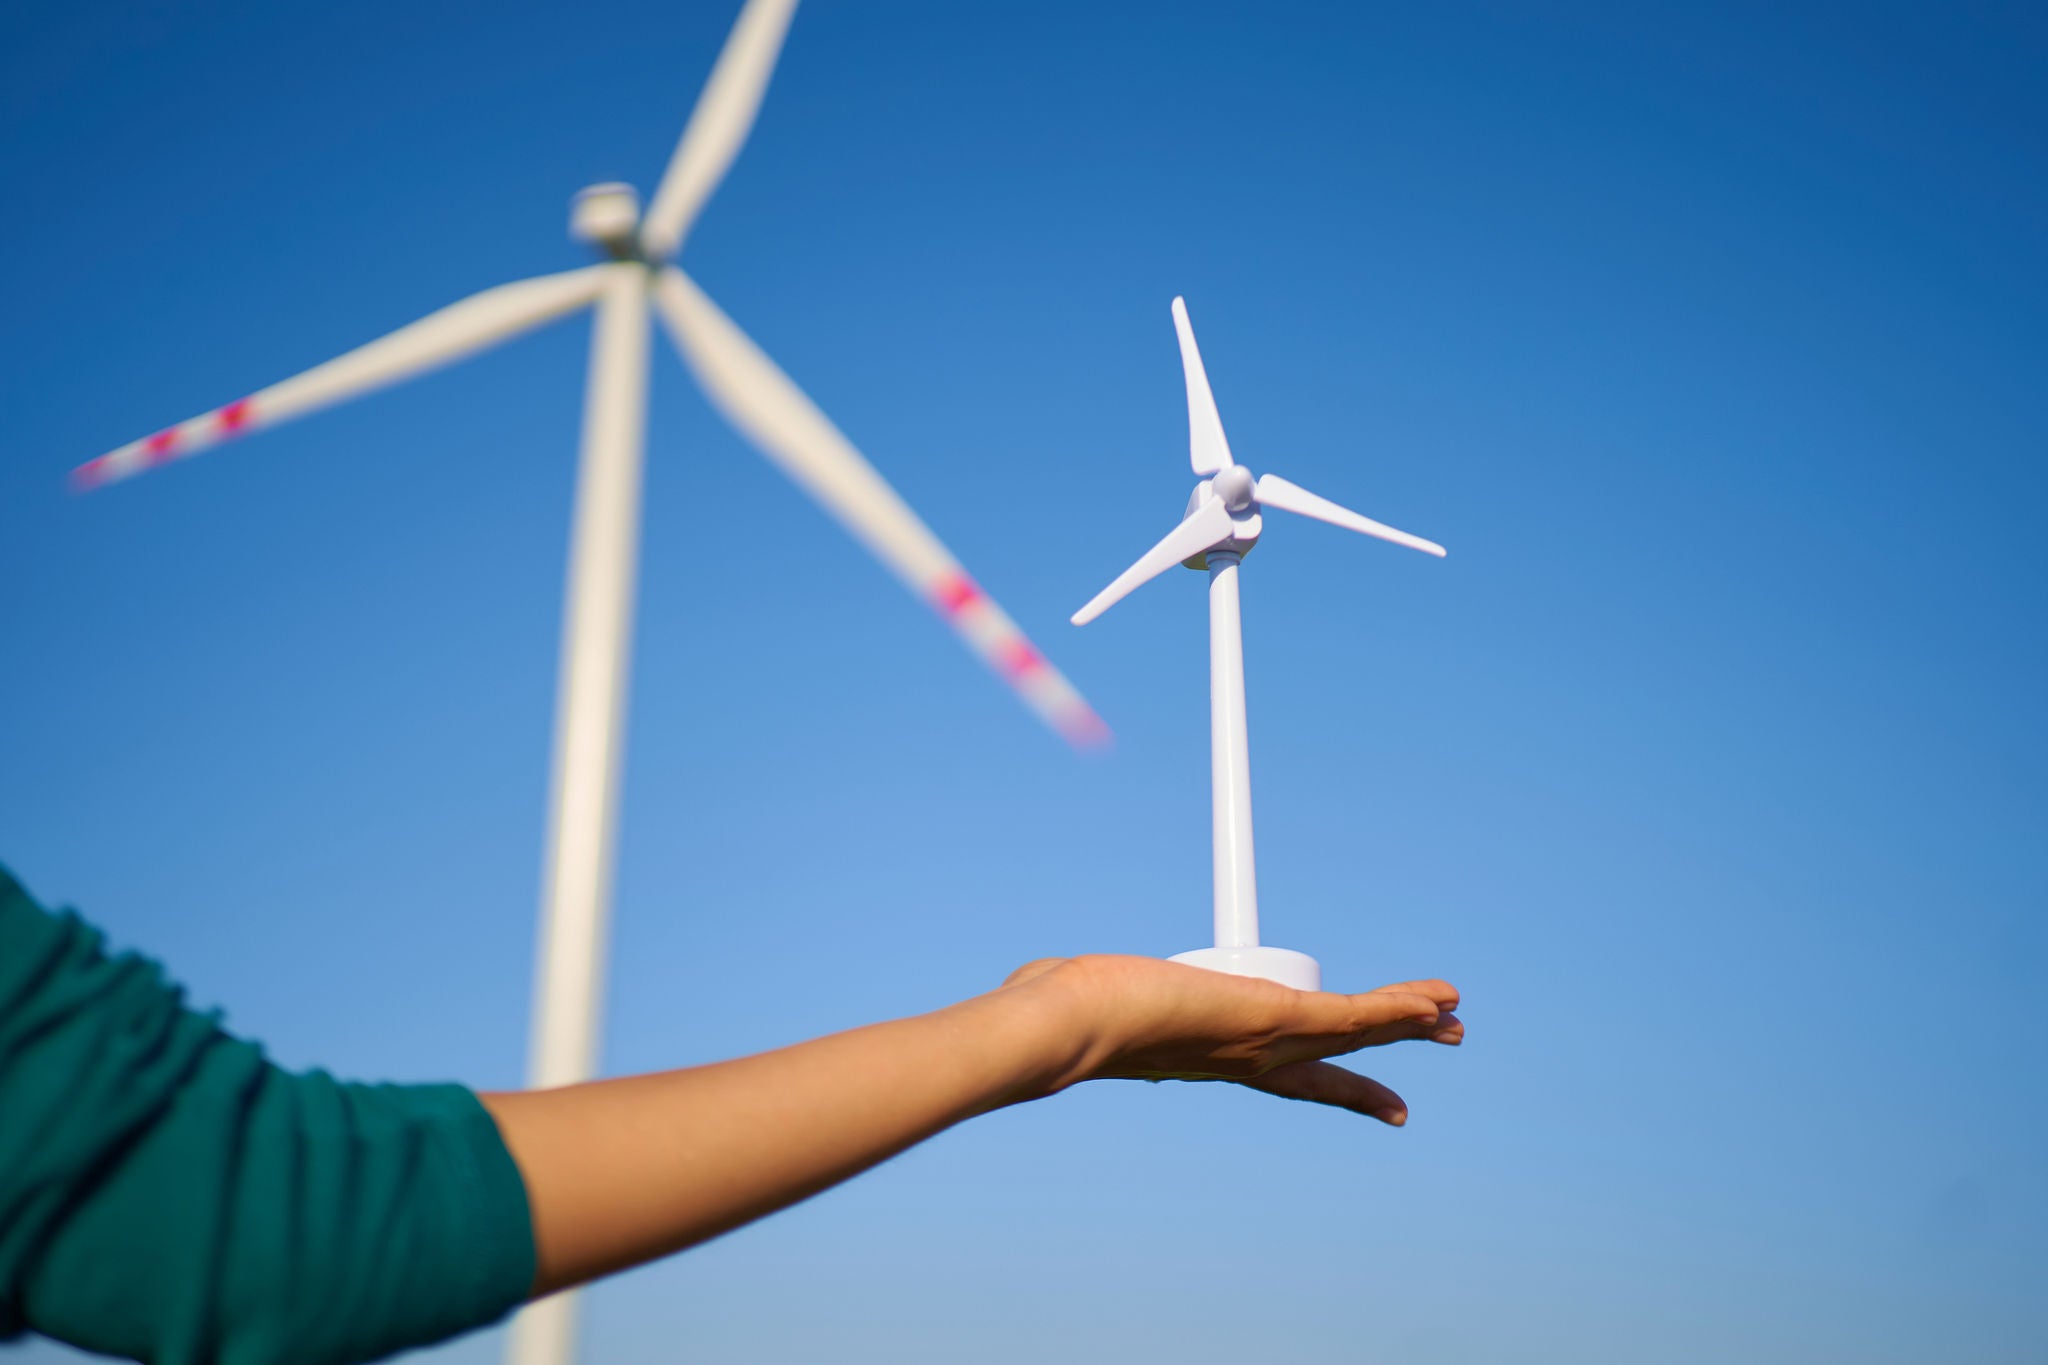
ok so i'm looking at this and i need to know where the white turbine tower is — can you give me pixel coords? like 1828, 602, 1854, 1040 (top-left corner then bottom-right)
1073, 297, 1444, 991
73, 2, 1105, 1361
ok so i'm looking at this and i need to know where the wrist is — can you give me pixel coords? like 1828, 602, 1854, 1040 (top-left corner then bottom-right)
965, 960, 1111, 1106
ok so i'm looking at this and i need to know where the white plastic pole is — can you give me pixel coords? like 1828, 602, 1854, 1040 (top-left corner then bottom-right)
1206, 550, 1260, 949
507, 261, 650, 1365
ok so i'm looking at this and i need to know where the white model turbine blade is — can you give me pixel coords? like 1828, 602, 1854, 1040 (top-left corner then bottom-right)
651, 267, 1108, 747
1254, 473, 1447, 558
73, 265, 614, 490
1071, 496, 1236, 626
639, 0, 801, 260
1171, 296, 1234, 476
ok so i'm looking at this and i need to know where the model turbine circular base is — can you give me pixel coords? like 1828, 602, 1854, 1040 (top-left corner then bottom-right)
1167, 945, 1321, 992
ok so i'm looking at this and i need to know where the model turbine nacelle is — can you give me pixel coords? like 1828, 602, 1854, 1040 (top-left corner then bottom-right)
1075, 296, 1446, 992
1178, 466, 1261, 569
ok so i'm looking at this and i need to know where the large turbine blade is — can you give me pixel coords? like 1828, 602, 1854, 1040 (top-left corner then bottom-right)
72, 265, 613, 490
639, 0, 801, 260
1171, 296, 1234, 476
1254, 473, 1447, 558
1071, 496, 1236, 626
651, 267, 1107, 747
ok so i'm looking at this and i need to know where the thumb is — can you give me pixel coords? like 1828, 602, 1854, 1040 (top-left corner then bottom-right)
1236, 1060, 1410, 1125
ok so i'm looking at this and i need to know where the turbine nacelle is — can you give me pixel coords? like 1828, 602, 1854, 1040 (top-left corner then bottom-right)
569, 182, 643, 259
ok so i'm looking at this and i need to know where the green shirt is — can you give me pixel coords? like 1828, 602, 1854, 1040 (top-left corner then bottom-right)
0, 865, 536, 1364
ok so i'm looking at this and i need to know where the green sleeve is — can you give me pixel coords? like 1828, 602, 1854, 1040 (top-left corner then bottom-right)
0, 865, 538, 1365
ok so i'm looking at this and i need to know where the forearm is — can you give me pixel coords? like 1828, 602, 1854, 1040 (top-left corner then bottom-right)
482, 980, 1085, 1295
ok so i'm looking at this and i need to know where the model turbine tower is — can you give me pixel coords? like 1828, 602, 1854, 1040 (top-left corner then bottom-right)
1073, 297, 1446, 991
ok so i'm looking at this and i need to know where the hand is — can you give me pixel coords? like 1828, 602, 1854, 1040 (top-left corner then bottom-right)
998, 955, 1461, 1126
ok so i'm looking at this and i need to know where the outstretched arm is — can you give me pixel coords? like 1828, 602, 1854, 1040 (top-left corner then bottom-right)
0, 864, 1460, 1364
482, 955, 1463, 1296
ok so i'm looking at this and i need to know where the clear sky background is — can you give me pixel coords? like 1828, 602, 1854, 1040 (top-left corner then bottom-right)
4, 1, 2044, 1361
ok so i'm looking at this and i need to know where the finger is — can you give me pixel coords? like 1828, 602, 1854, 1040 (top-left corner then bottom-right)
1304, 976, 1460, 1028
1238, 1060, 1410, 1125
1265, 1004, 1463, 1071
1254, 989, 1440, 1066
1354, 1006, 1462, 1049
1296, 988, 1446, 1039
1367, 979, 1460, 1011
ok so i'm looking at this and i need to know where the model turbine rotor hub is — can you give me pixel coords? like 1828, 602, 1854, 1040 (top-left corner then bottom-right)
1212, 463, 1256, 510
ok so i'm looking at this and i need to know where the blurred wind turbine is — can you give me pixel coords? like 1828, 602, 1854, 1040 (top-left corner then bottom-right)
1073, 296, 1444, 990
72, 2, 1105, 1361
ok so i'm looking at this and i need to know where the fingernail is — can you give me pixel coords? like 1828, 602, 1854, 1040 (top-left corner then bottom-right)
1375, 1107, 1408, 1126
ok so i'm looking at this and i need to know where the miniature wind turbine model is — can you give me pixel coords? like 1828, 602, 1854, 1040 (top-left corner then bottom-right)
73, 2, 1102, 1361
1073, 297, 1445, 991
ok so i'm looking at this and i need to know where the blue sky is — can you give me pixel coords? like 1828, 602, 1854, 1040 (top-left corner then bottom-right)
4, 0, 2045, 1360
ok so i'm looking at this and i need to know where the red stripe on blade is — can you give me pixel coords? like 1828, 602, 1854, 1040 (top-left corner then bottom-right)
931, 572, 983, 617
217, 398, 254, 433
997, 638, 1046, 680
